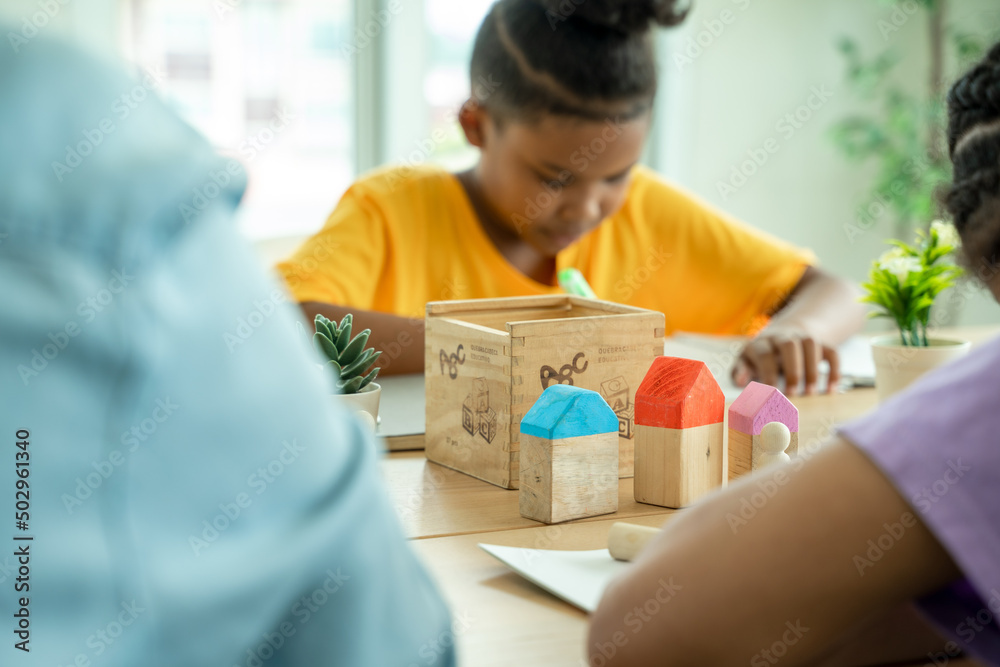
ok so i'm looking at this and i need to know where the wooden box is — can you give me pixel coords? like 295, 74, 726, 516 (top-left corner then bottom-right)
425, 295, 665, 489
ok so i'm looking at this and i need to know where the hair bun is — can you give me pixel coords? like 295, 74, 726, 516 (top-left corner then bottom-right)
945, 57, 1000, 155
536, 0, 688, 33
948, 67, 1000, 116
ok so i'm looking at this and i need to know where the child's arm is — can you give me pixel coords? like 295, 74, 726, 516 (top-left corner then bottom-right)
300, 301, 425, 376
733, 266, 865, 396
588, 439, 962, 667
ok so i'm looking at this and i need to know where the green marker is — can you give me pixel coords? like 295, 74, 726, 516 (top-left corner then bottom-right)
558, 267, 597, 299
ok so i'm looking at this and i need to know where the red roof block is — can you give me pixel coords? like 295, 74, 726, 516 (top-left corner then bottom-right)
728, 381, 798, 435
635, 357, 724, 429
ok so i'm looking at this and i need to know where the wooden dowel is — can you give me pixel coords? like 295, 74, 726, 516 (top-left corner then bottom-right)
608, 522, 661, 562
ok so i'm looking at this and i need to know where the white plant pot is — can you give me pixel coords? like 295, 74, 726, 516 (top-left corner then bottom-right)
333, 382, 381, 430
871, 336, 971, 402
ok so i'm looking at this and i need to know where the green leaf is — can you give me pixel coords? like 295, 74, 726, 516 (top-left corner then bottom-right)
327, 359, 343, 379
358, 366, 380, 391
314, 332, 339, 361
338, 329, 371, 366
831, 118, 889, 156
886, 239, 920, 256
342, 349, 383, 379
335, 319, 353, 353
314, 315, 333, 340
338, 375, 365, 394
836, 36, 857, 57
339, 348, 373, 376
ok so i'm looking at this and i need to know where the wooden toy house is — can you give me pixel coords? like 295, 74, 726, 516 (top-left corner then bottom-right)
519, 385, 619, 524
633, 357, 725, 508
728, 381, 799, 480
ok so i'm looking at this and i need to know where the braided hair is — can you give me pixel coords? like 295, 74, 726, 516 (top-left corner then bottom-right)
468, 0, 687, 123
944, 42, 1000, 277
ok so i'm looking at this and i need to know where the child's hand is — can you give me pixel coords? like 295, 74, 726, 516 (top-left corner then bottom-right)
732, 326, 840, 396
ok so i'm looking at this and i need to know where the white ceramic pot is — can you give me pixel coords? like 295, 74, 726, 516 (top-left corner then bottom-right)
870, 336, 971, 402
333, 382, 381, 430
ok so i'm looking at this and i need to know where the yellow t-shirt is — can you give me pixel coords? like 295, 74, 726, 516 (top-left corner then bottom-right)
276, 165, 813, 336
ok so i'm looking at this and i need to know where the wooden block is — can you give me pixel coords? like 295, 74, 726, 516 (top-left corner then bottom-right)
728, 429, 753, 480
518, 385, 620, 524
425, 295, 664, 489
728, 382, 799, 481
634, 423, 724, 508
632, 358, 725, 508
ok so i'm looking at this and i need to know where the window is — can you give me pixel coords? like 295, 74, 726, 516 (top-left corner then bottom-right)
422, 0, 494, 170
117, 0, 498, 240
123, 0, 353, 239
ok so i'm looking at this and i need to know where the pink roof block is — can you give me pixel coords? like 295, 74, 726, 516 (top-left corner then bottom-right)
728, 381, 798, 435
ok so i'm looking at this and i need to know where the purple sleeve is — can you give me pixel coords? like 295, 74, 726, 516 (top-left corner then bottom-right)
839, 336, 1000, 665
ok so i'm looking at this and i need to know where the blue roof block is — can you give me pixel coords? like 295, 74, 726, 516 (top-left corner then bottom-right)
520, 385, 618, 440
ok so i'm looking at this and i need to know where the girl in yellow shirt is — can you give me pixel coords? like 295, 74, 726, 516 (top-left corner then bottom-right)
278, 0, 864, 394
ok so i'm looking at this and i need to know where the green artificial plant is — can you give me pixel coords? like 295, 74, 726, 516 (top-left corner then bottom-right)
314, 313, 381, 394
861, 221, 964, 346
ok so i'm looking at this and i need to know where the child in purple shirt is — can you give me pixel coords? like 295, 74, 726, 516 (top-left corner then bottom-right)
841, 339, 1000, 663
589, 42, 1000, 667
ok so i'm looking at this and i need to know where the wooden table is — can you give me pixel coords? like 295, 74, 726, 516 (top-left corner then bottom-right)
410, 515, 668, 667
380, 327, 997, 666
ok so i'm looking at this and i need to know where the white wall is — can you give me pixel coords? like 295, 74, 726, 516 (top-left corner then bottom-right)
654, 0, 1000, 327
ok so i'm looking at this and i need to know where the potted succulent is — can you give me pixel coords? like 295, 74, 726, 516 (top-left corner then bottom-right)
862, 221, 970, 401
314, 313, 382, 428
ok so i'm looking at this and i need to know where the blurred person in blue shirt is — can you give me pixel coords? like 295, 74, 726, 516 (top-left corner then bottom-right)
0, 35, 455, 667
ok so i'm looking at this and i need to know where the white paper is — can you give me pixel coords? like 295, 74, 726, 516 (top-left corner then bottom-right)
478, 544, 630, 613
